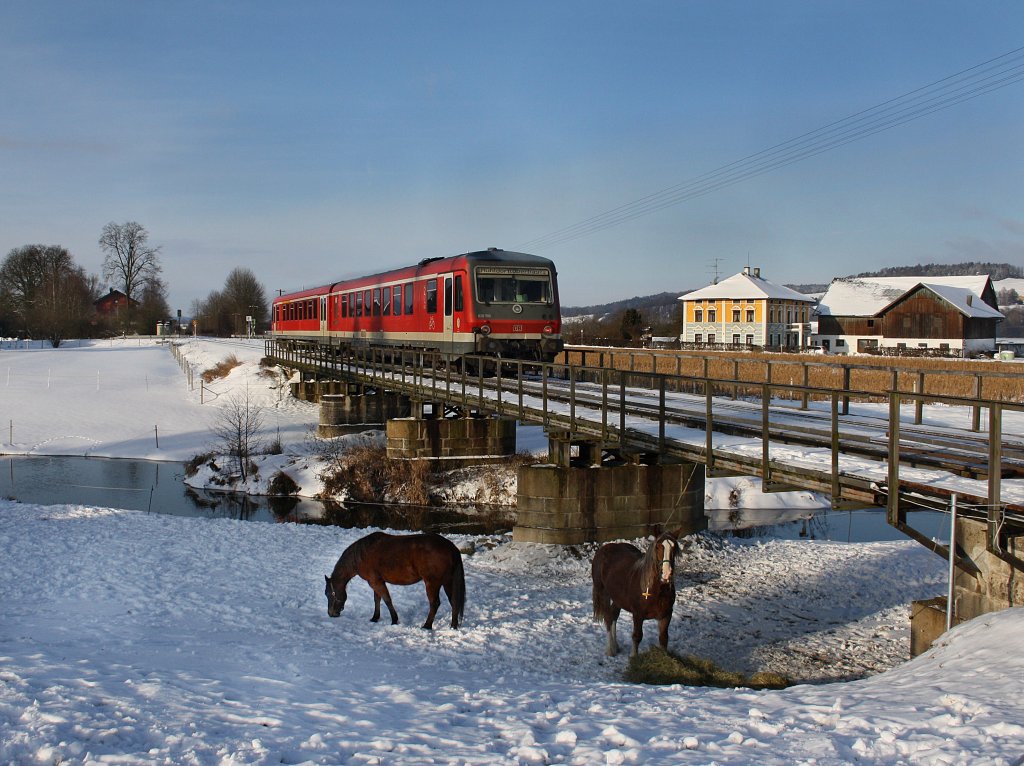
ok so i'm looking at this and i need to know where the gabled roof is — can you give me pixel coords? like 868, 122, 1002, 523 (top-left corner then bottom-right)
680, 271, 814, 302
885, 283, 1003, 320
817, 276, 1002, 319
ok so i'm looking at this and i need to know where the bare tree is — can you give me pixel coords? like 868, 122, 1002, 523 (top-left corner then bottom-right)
98, 221, 162, 302
222, 267, 268, 335
0, 245, 97, 345
210, 389, 265, 481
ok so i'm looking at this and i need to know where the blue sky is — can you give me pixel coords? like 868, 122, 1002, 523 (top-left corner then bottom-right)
3, 2, 1022, 312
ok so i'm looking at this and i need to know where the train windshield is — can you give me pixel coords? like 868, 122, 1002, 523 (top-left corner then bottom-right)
475, 267, 553, 305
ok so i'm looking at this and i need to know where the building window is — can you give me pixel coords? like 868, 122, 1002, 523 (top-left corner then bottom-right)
694, 309, 703, 322
732, 309, 740, 322
708, 333, 716, 344
694, 333, 702, 344
746, 309, 755, 322
708, 309, 717, 323
732, 334, 740, 345
746, 334, 754, 345
769, 306, 775, 323
836, 339, 845, 347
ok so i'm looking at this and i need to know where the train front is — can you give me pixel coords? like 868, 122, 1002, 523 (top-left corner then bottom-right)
466, 250, 562, 362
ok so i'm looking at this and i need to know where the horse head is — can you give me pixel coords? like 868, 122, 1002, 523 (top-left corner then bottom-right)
325, 574, 347, 618
655, 532, 679, 585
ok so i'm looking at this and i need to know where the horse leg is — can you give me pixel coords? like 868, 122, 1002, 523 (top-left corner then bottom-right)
631, 614, 645, 658
657, 614, 671, 651
421, 579, 442, 630
370, 580, 399, 625
441, 582, 456, 629
605, 606, 621, 656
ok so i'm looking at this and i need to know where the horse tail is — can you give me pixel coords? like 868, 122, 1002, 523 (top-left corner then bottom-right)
449, 549, 466, 629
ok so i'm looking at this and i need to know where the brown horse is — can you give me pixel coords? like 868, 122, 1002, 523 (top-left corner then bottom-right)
325, 531, 465, 629
591, 530, 680, 657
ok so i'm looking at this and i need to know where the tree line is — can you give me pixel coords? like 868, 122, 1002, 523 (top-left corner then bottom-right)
1, 221, 269, 346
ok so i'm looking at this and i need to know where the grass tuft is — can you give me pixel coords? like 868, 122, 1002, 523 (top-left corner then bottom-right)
624, 647, 791, 689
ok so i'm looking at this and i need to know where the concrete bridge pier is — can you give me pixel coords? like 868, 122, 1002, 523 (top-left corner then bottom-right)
911, 517, 1024, 656
386, 401, 517, 461
514, 431, 706, 545
318, 386, 411, 436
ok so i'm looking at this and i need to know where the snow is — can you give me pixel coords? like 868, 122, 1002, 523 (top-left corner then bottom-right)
1, 337, 1023, 764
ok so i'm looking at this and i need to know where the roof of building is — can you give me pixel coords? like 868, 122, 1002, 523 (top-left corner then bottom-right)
817, 276, 1002, 319
680, 269, 814, 303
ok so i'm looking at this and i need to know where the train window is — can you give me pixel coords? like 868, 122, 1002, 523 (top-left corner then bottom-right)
373, 288, 381, 317
382, 287, 391, 316
392, 285, 402, 316
404, 282, 414, 314
313, 300, 318, 319
444, 277, 452, 317
426, 279, 438, 313
341, 295, 348, 319
363, 290, 371, 318
455, 275, 463, 312
355, 292, 363, 317
474, 267, 552, 304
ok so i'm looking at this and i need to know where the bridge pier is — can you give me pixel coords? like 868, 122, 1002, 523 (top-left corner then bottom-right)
318, 386, 411, 437
911, 517, 1024, 656
386, 409, 517, 461
514, 432, 706, 545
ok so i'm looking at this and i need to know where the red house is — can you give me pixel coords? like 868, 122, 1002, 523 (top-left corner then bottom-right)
94, 289, 137, 316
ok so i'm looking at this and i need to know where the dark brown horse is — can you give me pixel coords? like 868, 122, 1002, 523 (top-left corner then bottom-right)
591, 530, 680, 657
325, 531, 465, 629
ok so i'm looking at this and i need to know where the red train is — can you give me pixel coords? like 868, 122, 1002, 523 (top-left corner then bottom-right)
271, 248, 563, 362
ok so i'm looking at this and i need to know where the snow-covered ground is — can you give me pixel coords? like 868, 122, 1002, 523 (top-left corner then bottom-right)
1, 337, 1022, 764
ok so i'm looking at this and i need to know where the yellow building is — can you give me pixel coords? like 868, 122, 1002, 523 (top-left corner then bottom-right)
679, 266, 815, 349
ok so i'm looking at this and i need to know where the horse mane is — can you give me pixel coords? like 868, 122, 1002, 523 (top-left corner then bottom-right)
634, 533, 675, 593
334, 533, 375, 576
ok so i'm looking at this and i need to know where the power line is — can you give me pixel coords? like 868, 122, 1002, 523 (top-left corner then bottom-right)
516, 46, 1024, 252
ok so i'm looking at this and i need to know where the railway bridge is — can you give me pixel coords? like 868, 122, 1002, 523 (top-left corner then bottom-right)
264, 340, 1024, 635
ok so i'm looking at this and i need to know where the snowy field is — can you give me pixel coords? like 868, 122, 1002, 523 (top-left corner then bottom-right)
1, 338, 1023, 764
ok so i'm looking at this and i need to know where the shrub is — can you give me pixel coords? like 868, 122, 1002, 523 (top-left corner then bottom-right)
268, 471, 300, 496
320, 444, 432, 506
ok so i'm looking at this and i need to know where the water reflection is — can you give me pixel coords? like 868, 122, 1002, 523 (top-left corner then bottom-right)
1, 455, 512, 534
3, 456, 945, 542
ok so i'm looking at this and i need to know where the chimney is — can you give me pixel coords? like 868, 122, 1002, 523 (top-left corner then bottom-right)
753, 267, 761, 278
742, 266, 750, 276
967, 294, 973, 306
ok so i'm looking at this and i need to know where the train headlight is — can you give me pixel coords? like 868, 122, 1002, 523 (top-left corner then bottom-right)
542, 325, 553, 335
479, 324, 492, 336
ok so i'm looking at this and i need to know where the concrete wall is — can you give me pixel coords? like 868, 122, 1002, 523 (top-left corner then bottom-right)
386, 416, 516, 460
319, 392, 410, 436
953, 518, 1024, 620
514, 460, 706, 545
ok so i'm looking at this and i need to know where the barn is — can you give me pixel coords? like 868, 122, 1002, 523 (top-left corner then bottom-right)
812, 275, 1003, 356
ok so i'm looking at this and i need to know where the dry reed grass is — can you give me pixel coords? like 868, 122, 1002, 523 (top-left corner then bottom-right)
201, 354, 242, 383
558, 348, 1024, 402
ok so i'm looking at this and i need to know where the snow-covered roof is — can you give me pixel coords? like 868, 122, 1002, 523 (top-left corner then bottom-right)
681, 270, 814, 302
817, 276, 1000, 318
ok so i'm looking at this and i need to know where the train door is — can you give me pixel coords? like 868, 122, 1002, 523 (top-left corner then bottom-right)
320, 296, 328, 336
443, 275, 455, 355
